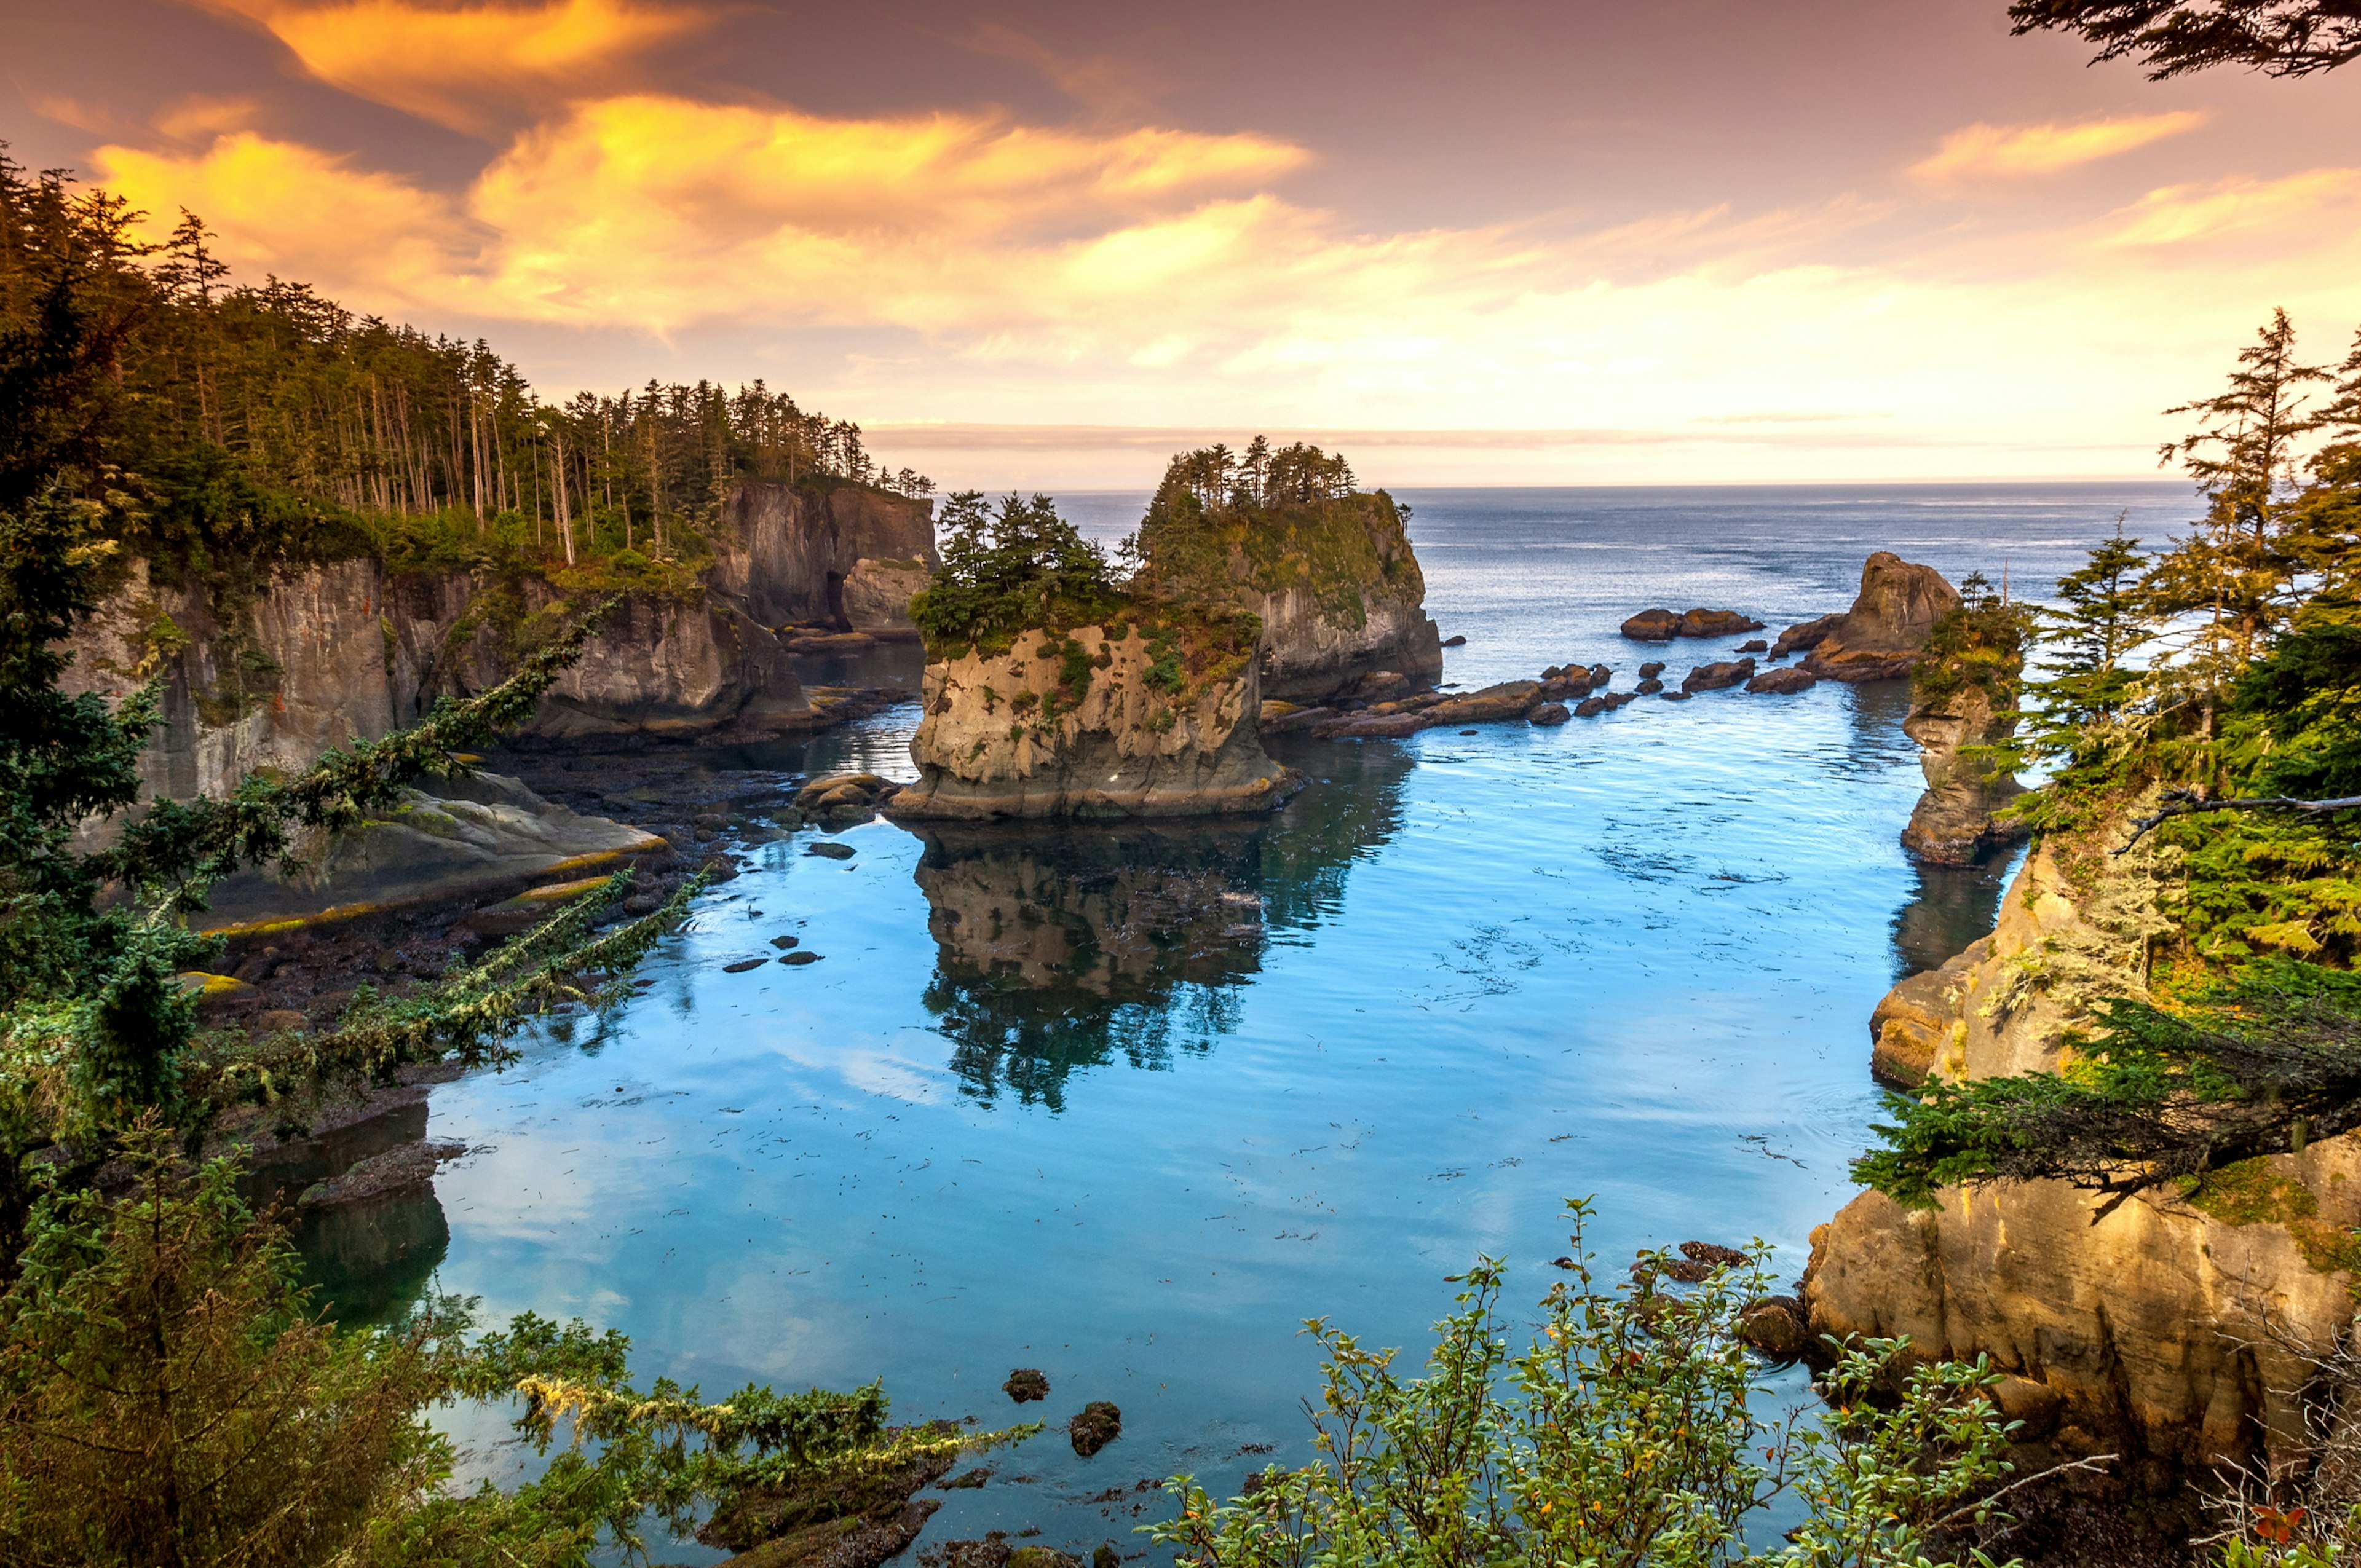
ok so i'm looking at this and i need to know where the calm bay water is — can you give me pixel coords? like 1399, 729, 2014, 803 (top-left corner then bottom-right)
342, 483, 2196, 1558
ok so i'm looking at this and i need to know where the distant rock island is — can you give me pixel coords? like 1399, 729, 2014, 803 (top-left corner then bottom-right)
889, 441, 1436, 819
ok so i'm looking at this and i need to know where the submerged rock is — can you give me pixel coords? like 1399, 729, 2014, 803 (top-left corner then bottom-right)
1736, 1296, 1812, 1357
806, 841, 858, 860
1635, 678, 1664, 695
722, 958, 768, 974
1003, 1368, 1050, 1403
1069, 1401, 1123, 1457
1440, 633, 1468, 647
779, 951, 823, 966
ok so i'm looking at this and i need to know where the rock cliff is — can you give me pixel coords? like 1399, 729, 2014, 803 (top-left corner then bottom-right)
61, 480, 932, 801
886, 622, 1299, 820
1899, 688, 2027, 865
1808, 837, 2360, 1476
1779, 553, 1961, 682
714, 483, 936, 632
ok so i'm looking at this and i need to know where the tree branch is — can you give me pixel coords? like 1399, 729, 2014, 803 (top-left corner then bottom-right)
2114, 787, 2361, 853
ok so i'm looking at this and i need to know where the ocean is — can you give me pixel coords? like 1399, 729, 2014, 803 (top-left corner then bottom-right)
332, 481, 2197, 1558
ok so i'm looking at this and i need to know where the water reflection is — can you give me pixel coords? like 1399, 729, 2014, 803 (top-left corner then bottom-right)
1891, 849, 2025, 980
294, 1186, 451, 1326
914, 823, 1267, 1108
1259, 735, 1417, 932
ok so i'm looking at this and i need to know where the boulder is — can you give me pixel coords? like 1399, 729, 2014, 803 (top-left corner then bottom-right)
1746, 666, 1817, 696
1736, 1296, 1813, 1358
1736, 639, 1768, 653
1622, 608, 1765, 640
1573, 696, 1608, 718
1004, 1368, 1050, 1403
1635, 678, 1664, 695
1621, 608, 1680, 641
1529, 703, 1570, 726
1588, 664, 1612, 688
1637, 661, 1666, 679
805, 841, 857, 860
1680, 658, 1757, 693
1797, 553, 1961, 682
1068, 1401, 1123, 1457
1441, 633, 1468, 648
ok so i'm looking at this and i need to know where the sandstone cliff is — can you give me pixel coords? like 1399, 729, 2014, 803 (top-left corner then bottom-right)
1899, 688, 2028, 865
887, 623, 1298, 820
1777, 553, 1961, 681
1809, 835, 2360, 1476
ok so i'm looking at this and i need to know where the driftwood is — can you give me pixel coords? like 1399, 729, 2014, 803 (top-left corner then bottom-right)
2115, 789, 2361, 854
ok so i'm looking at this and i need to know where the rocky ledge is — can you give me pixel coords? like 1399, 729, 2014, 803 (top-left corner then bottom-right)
886, 622, 1300, 820
1900, 686, 2027, 864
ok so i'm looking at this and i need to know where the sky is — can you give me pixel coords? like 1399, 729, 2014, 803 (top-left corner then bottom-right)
7, 0, 2361, 489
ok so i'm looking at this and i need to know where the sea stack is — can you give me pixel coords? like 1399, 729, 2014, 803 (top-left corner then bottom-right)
1899, 688, 2027, 863
1131, 439, 1442, 701
885, 621, 1297, 820
1773, 551, 1960, 680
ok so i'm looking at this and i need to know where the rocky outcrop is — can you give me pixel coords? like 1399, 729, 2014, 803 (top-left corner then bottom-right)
61, 480, 930, 803
839, 558, 932, 637
713, 482, 936, 629
1621, 608, 1765, 641
1900, 688, 2027, 864
1789, 553, 1961, 682
887, 624, 1298, 819
1807, 840, 2361, 1475
198, 771, 670, 933
1746, 666, 1817, 695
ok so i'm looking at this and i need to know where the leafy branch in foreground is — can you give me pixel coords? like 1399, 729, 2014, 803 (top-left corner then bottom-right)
1854, 960, 2361, 1213
0, 1131, 1034, 1568
1153, 1198, 2031, 1568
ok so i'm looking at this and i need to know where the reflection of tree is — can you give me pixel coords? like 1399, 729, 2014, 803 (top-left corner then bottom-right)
1258, 735, 1415, 932
292, 1186, 452, 1327
911, 744, 1411, 1108
916, 824, 1267, 1108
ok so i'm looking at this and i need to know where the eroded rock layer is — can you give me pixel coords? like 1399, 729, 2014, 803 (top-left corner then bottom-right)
888, 624, 1297, 819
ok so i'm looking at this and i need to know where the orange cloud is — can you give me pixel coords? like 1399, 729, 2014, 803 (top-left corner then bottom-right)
2102, 167, 2361, 248
86, 90, 2361, 481
1911, 111, 2207, 181
192, 0, 707, 133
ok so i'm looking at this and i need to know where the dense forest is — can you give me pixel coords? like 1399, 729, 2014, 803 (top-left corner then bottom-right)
0, 147, 928, 584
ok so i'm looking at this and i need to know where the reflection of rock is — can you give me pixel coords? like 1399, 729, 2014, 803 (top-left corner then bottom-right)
1900, 688, 2026, 864
1808, 840, 2361, 1476
1793, 554, 1961, 682
889, 624, 1296, 820
198, 771, 668, 935
914, 824, 1267, 1105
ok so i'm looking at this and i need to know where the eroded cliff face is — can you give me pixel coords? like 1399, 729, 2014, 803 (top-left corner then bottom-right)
715, 483, 936, 631
1810, 837, 2361, 1475
1899, 688, 2027, 865
1254, 574, 1444, 701
887, 624, 1298, 819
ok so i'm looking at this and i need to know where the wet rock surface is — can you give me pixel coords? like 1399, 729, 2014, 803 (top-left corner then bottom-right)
1067, 1402, 1123, 1457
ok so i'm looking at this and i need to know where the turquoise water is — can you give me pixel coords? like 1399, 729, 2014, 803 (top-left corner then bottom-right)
350, 483, 2194, 1558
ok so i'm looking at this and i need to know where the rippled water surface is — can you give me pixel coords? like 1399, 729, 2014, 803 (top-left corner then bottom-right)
341, 482, 2197, 1558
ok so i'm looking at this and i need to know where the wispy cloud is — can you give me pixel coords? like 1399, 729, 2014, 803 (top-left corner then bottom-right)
191, 0, 711, 134
2103, 167, 2361, 248
1911, 111, 2207, 181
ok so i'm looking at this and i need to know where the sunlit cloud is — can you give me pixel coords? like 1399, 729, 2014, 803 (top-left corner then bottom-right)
1911, 111, 2207, 181
2102, 167, 2361, 248
86, 80, 2361, 481
191, 0, 710, 133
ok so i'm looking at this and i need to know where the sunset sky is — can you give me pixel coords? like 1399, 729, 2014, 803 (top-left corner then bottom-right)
9, 0, 2361, 487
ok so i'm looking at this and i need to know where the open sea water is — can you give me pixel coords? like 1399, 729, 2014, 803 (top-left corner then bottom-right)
329, 482, 2197, 1558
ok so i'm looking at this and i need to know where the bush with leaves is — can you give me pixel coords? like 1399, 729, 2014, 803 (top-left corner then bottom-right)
1152, 1199, 2027, 1568
909, 490, 1125, 657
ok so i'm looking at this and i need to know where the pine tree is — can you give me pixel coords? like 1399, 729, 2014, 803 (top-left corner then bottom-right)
2015, 518, 2157, 785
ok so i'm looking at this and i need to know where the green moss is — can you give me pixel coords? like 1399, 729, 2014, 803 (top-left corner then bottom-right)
1134, 487, 1417, 635
2182, 1157, 2361, 1280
